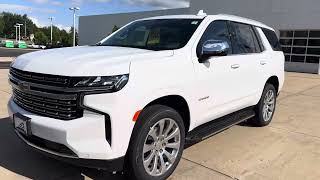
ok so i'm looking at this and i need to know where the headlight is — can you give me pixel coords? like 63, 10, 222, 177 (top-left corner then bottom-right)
71, 74, 129, 91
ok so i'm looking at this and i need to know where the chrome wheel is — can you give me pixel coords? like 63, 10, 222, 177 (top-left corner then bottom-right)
142, 118, 181, 176
263, 90, 275, 122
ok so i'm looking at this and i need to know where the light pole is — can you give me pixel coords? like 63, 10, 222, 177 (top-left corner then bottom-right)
14, 25, 18, 42
24, 20, 27, 38
16, 23, 23, 42
69, 7, 80, 47
48, 17, 54, 44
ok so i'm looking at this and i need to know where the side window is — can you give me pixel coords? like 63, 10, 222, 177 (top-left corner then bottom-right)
197, 20, 232, 57
230, 22, 261, 54
262, 28, 282, 51
253, 27, 265, 51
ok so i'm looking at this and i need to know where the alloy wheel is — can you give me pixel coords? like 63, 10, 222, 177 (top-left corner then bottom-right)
262, 90, 275, 122
142, 118, 181, 176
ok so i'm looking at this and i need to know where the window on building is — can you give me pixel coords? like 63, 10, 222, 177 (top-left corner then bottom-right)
280, 30, 320, 64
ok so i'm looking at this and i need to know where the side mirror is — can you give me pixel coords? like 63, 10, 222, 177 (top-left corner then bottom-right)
199, 40, 230, 62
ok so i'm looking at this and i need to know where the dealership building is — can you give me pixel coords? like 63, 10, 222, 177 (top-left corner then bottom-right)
79, 0, 320, 74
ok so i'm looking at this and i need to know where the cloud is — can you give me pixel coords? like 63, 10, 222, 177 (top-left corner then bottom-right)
0, 4, 31, 11
29, 17, 46, 28
51, 1, 63, 6
26, 0, 48, 4
0, 3, 56, 13
56, 24, 72, 32
122, 0, 190, 9
70, 0, 111, 6
29, 16, 71, 31
95, 0, 111, 2
26, 0, 63, 6
29, 16, 46, 27
70, 0, 84, 6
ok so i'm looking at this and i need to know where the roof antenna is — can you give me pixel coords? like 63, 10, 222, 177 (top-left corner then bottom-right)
197, 10, 207, 16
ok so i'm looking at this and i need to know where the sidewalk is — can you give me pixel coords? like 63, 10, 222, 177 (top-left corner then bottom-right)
0, 57, 14, 62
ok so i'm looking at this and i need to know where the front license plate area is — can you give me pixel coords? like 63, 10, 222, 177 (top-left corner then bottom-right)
14, 113, 31, 136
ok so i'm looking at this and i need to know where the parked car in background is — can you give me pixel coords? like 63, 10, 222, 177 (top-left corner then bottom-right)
5, 40, 14, 48
18, 41, 27, 49
8, 11, 284, 180
28, 44, 46, 49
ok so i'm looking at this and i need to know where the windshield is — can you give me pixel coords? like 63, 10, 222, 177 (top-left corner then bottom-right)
99, 19, 203, 51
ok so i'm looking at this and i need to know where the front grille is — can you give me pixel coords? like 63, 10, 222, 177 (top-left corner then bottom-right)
13, 88, 82, 120
9, 68, 84, 120
10, 67, 70, 87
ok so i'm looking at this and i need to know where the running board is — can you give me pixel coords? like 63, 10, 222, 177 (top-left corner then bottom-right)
185, 107, 255, 148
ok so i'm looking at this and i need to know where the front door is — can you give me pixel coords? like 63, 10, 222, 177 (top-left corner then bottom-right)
193, 20, 264, 126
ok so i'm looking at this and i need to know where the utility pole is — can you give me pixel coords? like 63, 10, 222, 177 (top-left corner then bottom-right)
48, 17, 54, 44
69, 7, 80, 47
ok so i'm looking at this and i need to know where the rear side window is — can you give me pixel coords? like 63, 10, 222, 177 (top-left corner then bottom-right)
230, 22, 261, 54
262, 28, 282, 51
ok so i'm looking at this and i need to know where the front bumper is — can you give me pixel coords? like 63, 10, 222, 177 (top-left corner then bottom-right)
8, 99, 126, 171
14, 129, 124, 171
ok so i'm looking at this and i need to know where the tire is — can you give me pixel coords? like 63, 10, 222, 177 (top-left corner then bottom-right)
249, 83, 277, 127
126, 105, 185, 180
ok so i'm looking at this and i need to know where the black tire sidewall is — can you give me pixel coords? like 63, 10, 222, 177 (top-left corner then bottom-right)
127, 105, 185, 180
255, 83, 277, 126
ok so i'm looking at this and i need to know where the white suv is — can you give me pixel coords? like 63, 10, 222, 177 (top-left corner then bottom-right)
8, 12, 284, 180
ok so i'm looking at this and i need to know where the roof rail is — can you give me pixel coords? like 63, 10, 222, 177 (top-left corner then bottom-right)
197, 10, 207, 16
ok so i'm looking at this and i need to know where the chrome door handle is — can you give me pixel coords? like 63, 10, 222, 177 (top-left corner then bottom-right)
260, 61, 267, 65
231, 64, 240, 69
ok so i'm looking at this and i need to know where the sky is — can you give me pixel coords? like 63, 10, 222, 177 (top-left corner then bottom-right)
0, 0, 190, 31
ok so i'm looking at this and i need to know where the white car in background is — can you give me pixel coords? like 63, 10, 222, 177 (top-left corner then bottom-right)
8, 11, 284, 180
28, 44, 46, 49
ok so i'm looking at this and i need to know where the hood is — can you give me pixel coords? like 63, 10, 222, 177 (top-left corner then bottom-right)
12, 46, 174, 76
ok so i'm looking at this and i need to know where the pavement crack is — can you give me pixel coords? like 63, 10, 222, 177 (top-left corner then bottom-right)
279, 84, 320, 101
182, 157, 239, 180
0, 89, 10, 94
270, 126, 320, 140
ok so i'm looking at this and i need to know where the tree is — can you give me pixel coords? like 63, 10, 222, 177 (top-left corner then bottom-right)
112, 25, 120, 33
0, 11, 73, 47
60, 29, 72, 47
0, 16, 4, 37
0, 12, 37, 39
34, 31, 48, 45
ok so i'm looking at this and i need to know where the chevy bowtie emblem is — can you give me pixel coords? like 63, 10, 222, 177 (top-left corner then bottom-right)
19, 82, 30, 91
18, 123, 24, 129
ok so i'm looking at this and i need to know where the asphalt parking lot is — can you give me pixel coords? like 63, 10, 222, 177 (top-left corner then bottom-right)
1, 56, 320, 179
0, 47, 39, 57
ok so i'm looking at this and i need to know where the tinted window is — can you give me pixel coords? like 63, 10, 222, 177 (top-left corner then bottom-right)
262, 28, 282, 51
291, 55, 305, 63
280, 39, 292, 46
309, 31, 320, 37
230, 22, 261, 54
280, 31, 293, 37
100, 19, 202, 51
294, 31, 308, 37
197, 20, 232, 57
308, 39, 320, 47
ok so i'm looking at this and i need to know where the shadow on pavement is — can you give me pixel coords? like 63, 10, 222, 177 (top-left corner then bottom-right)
0, 117, 128, 180
0, 62, 11, 69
